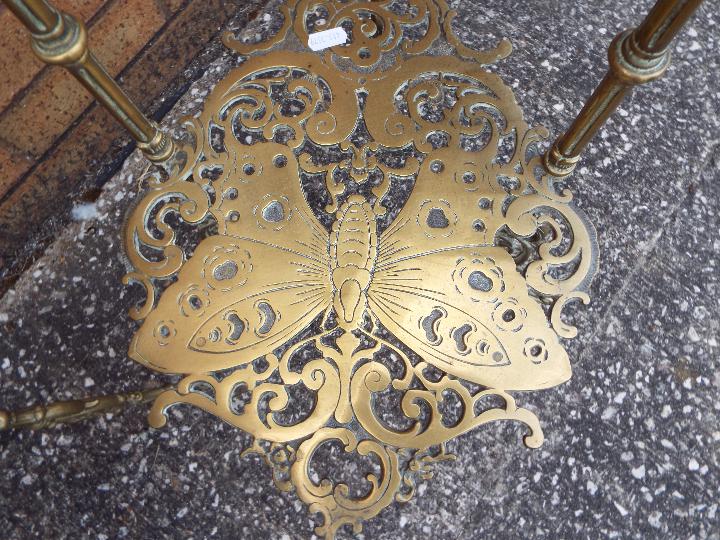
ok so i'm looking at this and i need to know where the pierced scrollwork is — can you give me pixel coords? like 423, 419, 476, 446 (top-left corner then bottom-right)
123, 1, 597, 537
293, 0, 445, 68
396, 443, 455, 503
224, 0, 510, 76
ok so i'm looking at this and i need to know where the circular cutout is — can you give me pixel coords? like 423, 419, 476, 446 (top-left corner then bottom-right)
273, 154, 288, 168
472, 219, 485, 232
523, 338, 549, 364
492, 299, 527, 331
262, 200, 285, 223
468, 270, 493, 292
203, 244, 252, 291
430, 159, 444, 173
478, 197, 492, 210
153, 320, 176, 346
426, 207, 450, 229
179, 286, 210, 317
452, 256, 507, 303
213, 260, 238, 281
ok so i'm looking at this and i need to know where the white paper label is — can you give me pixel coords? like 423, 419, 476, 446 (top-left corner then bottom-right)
307, 27, 347, 51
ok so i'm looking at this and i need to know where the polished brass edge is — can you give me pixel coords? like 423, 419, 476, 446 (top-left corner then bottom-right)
0, 386, 172, 430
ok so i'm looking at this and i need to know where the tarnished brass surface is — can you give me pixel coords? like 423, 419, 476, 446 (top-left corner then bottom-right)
123, 1, 597, 535
544, 0, 703, 177
0, 386, 171, 430
2, 0, 175, 162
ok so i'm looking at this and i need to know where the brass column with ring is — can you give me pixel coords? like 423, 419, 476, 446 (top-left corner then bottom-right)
543, 0, 704, 177
2, 0, 176, 163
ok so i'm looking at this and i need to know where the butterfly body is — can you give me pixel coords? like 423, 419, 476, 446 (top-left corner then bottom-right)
330, 195, 377, 328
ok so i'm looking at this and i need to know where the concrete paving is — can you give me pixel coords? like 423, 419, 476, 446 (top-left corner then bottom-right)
1, 1, 718, 538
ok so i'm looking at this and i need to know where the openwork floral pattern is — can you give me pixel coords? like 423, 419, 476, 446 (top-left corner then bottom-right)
123, 1, 597, 536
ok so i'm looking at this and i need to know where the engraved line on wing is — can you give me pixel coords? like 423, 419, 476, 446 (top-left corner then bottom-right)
292, 286, 328, 298
367, 292, 404, 316
296, 269, 325, 276
290, 290, 327, 306
264, 279, 325, 286
297, 239, 328, 254
374, 265, 423, 275
290, 260, 327, 273
377, 239, 403, 258
379, 216, 410, 244
235, 237, 327, 265
253, 280, 328, 298
375, 244, 493, 271
373, 280, 447, 297
376, 246, 409, 265
373, 284, 446, 303
297, 207, 329, 244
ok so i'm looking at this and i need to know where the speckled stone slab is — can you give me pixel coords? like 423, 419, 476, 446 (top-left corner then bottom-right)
1, 1, 719, 538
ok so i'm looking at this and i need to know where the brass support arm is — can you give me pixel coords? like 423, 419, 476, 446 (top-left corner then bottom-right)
543, 0, 703, 177
2, 0, 175, 162
0, 386, 172, 430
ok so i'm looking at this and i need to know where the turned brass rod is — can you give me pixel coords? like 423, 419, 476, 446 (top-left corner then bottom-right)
0, 386, 173, 430
2, 0, 175, 162
543, 0, 703, 177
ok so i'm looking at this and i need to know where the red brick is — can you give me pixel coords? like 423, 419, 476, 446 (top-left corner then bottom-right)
0, 0, 106, 112
0, 145, 33, 197
0, 0, 167, 157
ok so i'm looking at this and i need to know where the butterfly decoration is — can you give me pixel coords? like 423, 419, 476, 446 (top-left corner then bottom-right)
122, 1, 597, 537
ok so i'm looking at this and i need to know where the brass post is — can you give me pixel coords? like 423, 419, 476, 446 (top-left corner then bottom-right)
2, 0, 175, 162
0, 386, 172, 430
543, 0, 703, 177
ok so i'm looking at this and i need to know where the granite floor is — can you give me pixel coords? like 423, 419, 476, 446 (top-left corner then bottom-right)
1, 1, 719, 538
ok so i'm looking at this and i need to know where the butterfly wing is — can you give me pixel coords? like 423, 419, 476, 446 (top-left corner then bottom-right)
368, 151, 570, 391
130, 142, 332, 374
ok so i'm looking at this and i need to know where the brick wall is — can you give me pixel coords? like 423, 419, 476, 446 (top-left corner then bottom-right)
0, 0, 265, 293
